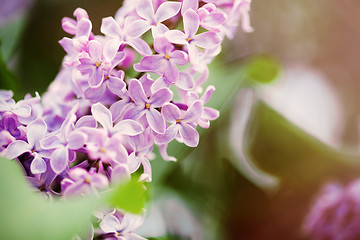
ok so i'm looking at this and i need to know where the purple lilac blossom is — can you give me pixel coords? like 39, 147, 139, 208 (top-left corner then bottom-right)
304, 179, 360, 240
134, 36, 188, 84
0, 1, 254, 239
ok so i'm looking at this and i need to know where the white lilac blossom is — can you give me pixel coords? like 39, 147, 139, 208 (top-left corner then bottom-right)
0, 1, 253, 239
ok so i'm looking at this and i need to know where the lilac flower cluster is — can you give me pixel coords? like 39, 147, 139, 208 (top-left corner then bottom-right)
0, 0, 252, 239
304, 180, 360, 240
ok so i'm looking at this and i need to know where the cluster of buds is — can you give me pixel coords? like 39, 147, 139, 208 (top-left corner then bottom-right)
0, 0, 252, 239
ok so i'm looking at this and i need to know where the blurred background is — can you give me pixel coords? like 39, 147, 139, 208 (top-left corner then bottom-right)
2, 0, 360, 239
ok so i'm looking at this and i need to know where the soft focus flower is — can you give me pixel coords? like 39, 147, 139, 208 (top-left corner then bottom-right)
304, 179, 360, 240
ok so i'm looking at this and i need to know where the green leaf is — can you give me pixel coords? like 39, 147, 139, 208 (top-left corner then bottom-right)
246, 101, 360, 187
0, 45, 20, 95
0, 158, 147, 240
244, 55, 281, 84
0, 16, 26, 61
106, 178, 148, 214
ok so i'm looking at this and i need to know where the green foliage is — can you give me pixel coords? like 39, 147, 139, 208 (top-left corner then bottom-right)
0, 45, 20, 96
0, 16, 26, 61
244, 55, 281, 84
106, 178, 148, 214
0, 158, 147, 240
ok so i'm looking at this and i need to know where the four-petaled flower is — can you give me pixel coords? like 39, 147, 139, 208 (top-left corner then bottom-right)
124, 79, 173, 134
155, 100, 203, 147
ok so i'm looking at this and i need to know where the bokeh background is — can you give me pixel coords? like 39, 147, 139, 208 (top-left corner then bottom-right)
2, 0, 360, 239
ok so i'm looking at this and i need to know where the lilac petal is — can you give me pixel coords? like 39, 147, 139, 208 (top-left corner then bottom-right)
137, 55, 164, 74
156, 2, 181, 23
30, 155, 46, 174
151, 23, 169, 39
201, 85, 215, 103
162, 103, 181, 123
100, 214, 120, 233
123, 106, 146, 120
76, 116, 97, 129
103, 38, 122, 61
128, 152, 141, 173
40, 135, 62, 150
139, 158, 152, 182
154, 37, 173, 55
164, 30, 187, 45
6, 140, 30, 159
112, 52, 126, 69
139, 74, 154, 97
127, 19, 151, 38
149, 88, 172, 108
27, 118, 47, 149
84, 85, 106, 100
67, 131, 87, 149
183, 9, 199, 37
91, 174, 109, 189
203, 107, 219, 121
108, 76, 126, 96
170, 50, 188, 65
101, 17, 122, 38
88, 40, 103, 60
110, 100, 129, 122
112, 164, 131, 182
62, 17, 77, 35
155, 124, 178, 145
158, 143, 177, 162
50, 146, 69, 174
128, 79, 147, 104
193, 31, 221, 49
89, 68, 104, 89
59, 37, 74, 55
183, 100, 203, 122
113, 119, 144, 136
91, 103, 113, 133
74, 8, 89, 20
179, 124, 199, 147
176, 72, 194, 90
152, 76, 170, 93
187, 44, 199, 65
0, 131, 14, 147
163, 61, 179, 83
197, 118, 210, 129
127, 38, 152, 56
181, 0, 199, 15
146, 109, 166, 134
76, 18, 92, 37
136, 0, 154, 21
203, 12, 226, 26
63, 181, 86, 196
0, 90, 13, 101
12, 105, 31, 118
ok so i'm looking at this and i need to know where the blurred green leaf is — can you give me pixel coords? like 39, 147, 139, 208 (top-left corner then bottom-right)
247, 101, 360, 187
0, 158, 147, 240
244, 55, 281, 84
0, 16, 26, 61
106, 178, 147, 214
0, 45, 20, 94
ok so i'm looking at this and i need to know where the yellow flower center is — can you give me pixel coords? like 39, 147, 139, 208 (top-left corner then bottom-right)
164, 54, 171, 60
186, 37, 192, 42
145, 103, 151, 109
176, 119, 181, 123
95, 61, 101, 68
84, 178, 91, 184
100, 148, 106, 153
